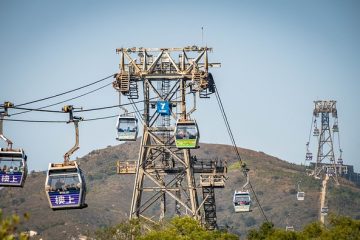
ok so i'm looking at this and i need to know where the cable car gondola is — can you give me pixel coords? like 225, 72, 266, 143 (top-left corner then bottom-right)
297, 191, 305, 201
0, 148, 27, 187
45, 162, 87, 210
45, 105, 87, 210
233, 169, 251, 212
0, 103, 28, 187
305, 152, 313, 161
233, 190, 251, 212
116, 115, 138, 141
305, 142, 312, 161
313, 127, 319, 136
296, 181, 305, 201
286, 226, 295, 231
321, 207, 329, 216
332, 124, 339, 132
174, 119, 199, 149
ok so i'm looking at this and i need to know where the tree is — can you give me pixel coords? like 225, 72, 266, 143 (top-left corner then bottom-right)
248, 222, 275, 240
93, 219, 141, 240
0, 209, 29, 240
247, 214, 360, 240
138, 217, 238, 240
94, 216, 238, 240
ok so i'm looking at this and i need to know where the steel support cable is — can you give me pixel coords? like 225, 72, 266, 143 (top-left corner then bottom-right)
214, 87, 243, 163
11, 82, 113, 116
308, 115, 315, 144
8, 107, 64, 113
14, 73, 116, 107
214, 85, 269, 223
336, 118, 342, 151
75, 96, 159, 113
2, 119, 67, 123
129, 98, 145, 126
2, 109, 145, 124
8, 97, 155, 114
304, 114, 315, 167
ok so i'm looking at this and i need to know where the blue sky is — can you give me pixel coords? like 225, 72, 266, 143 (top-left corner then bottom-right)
1, 0, 359, 172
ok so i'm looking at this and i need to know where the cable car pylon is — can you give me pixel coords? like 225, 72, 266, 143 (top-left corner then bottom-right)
305, 100, 348, 224
306, 100, 347, 184
0, 101, 28, 187
45, 105, 87, 210
113, 46, 227, 229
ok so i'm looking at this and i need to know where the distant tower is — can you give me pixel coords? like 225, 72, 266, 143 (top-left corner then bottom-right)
306, 100, 346, 183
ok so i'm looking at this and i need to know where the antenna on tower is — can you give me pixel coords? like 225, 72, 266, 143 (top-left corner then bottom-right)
201, 26, 204, 46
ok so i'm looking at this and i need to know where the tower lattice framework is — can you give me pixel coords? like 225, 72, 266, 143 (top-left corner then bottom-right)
311, 100, 345, 183
113, 46, 226, 229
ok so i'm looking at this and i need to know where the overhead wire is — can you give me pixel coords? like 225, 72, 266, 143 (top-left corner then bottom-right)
2, 109, 144, 124
14, 73, 116, 107
308, 114, 315, 145
304, 114, 315, 167
335, 117, 342, 154
214, 84, 269, 223
75, 96, 159, 113
3, 71, 271, 223
8, 107, 64, 113
11, 82, 112, 116
7, 97, 157, 114
2, 119, 67, 123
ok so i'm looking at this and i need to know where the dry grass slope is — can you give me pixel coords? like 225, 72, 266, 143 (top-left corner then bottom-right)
0, 140, 359, 239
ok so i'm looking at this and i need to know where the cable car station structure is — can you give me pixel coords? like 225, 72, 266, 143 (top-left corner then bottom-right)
112, 46, 226, 229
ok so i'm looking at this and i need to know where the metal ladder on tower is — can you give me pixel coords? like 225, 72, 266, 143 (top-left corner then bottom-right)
202, 187, 217, 230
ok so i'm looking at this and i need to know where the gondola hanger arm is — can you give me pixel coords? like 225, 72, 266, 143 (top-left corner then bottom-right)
62, 105, 83, 164
0, 102, 14, 149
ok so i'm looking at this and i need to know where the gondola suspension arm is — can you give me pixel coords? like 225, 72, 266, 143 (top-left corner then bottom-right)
242, 168, 250, 191
62, 105, 83, 165
0, 102, 14, 149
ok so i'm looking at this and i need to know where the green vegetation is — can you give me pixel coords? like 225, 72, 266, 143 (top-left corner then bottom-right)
94, 217, 238, 240
94, 215, 360, 239
0, 209, 29, 240
248, 215, 360, 240
93, 218, 141, 240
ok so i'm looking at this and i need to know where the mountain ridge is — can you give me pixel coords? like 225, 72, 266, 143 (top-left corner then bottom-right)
1, 140, 359, 239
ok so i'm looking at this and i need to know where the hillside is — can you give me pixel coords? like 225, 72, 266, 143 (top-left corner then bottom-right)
0, 140, 359, 239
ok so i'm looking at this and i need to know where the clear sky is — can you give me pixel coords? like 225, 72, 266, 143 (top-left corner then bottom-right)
1, 0, 359, 172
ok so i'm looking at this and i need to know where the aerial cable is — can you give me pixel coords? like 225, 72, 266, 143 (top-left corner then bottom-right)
214, 84, 269, 223
307, 115, 315, 145
75, 96, 159, 113
2, 119, 67, 123
14, 73, 116, 107
11, 82, 112, 116
304, 114, 315, 167
129, 98, 145, 126
82, 115, 118, 122
2, 109, 144, 124
214, 87, 243, 163
7, 97, 156, 114
8, 107, 64, 113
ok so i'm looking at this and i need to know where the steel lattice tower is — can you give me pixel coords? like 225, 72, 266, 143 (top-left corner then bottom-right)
311, 100, 344, 183
113, 47, 226, 228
